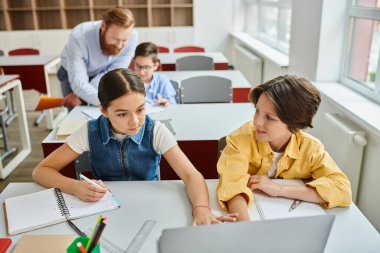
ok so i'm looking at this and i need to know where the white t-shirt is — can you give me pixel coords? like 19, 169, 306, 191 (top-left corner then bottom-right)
66, 120, 177, 155
267, 152, 283, 178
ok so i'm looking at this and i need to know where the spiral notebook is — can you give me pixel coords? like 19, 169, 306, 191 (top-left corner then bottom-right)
3, 188, 120, 235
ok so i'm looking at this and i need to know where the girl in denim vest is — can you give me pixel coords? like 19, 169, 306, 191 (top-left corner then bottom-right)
33, 68, 236, 225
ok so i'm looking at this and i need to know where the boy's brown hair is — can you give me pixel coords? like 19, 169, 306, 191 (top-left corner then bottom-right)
134, 42, 159, 63
249, 75, 321, 133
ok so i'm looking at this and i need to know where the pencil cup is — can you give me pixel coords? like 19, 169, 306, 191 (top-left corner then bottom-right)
67, 237, 100, 253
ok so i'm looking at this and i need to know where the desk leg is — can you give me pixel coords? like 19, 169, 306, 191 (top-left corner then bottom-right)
0, 80, 31, 179
43, 65, 68, 130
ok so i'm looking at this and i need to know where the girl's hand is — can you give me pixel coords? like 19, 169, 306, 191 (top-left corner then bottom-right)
73, 180, 108, 202
247, 175, 282, 197
192, 206, 238, 226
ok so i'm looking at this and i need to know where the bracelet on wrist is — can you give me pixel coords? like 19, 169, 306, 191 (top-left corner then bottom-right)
192, 205, 211, 217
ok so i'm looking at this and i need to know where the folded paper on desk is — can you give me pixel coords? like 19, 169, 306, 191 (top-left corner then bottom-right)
82, 108, 101, 119
12, 235, 76, 253
251, 179, 325, 220
56, 120, 87, 140
4, 188, 120, 235
34, 96, 64, 111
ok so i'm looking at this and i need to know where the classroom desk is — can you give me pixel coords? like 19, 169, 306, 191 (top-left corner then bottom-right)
41, 103, 254, 179
0, 75, 31, 179
157, 70, 252, 102
1, 180, 379, 253
158, 52, 229, 70
0, 55, 67, 129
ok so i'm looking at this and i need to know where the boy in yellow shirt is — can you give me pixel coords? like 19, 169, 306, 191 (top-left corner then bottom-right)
217, 75, 352, 221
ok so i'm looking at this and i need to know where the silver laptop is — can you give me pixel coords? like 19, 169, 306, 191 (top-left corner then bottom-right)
159, 214, 335, 253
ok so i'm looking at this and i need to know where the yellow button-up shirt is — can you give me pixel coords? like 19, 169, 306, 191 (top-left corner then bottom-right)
217, 121, 352, 211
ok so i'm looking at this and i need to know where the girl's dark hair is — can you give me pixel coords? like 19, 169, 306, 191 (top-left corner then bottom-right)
249, 75, 321, 133
98, 68, 145, 110
134, 42, 159, 63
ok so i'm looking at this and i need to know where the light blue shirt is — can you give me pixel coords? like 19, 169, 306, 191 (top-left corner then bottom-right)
145, 73, 177, 105
60, 20, 138, 105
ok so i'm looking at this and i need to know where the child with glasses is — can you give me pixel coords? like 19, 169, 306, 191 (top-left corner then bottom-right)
134, 42, 177, 106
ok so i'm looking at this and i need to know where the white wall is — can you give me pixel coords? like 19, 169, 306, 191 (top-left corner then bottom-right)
288, 0, 322, 81
193, 0, 234, 59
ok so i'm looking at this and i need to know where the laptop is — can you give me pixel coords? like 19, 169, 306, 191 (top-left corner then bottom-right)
159, 214, 335, 253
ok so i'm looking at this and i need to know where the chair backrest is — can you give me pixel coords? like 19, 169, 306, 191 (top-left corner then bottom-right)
181, 76, 232, 104
170, 80, 181, 104
158, 46, 170, 53
8, 48, 40, 56
176, 55, 213, 71
75, 151, 91, 180
174, 46, 205, 53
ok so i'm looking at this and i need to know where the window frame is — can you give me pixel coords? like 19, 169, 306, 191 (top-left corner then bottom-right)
341, 5, 380, 103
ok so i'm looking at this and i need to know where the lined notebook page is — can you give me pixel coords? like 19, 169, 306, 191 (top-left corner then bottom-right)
63, 191, 120, 219
252, 179, 325, 220
5, 188, 65, 235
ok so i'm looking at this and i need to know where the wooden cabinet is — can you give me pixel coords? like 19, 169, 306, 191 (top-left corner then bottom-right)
0, 0, 193, 30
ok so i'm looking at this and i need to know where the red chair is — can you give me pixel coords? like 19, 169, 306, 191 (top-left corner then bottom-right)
8, 48, 40, 56
129, 59, 135, 71
173, 46, 205, 53
158, 46, 170, 53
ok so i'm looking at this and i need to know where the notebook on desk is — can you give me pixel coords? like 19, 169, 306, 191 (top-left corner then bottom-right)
3, 188, 120, 235
212, 179, 325, 221
159, 214, 335, 253
251, 179, 325, 220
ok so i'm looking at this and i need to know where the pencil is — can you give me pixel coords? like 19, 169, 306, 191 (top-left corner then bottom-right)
67, 220, 86, 237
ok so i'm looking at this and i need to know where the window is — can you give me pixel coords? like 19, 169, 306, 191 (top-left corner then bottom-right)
244, 0, 292, 54
342, 0, 380, 103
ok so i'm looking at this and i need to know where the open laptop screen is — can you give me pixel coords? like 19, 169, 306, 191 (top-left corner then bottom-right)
159, 214, 335, 253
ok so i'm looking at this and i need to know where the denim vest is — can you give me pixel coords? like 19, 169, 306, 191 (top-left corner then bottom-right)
88, 115, 161, 181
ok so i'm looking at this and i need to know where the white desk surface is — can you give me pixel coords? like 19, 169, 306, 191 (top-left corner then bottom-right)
1, 180, 379, 253
42, 103, 254, 143
0, 55, 59, 66
157, 70, 251, 88
0, 75, 19, 85
158, 52, 228, 64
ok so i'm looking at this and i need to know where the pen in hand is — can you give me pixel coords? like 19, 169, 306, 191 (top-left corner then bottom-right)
79, 174, 109, 193
289, 199, 302, 212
